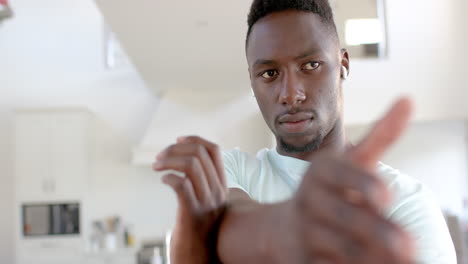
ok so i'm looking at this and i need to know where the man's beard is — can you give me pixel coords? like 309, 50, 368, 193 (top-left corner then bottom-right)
278, 134, 324, 153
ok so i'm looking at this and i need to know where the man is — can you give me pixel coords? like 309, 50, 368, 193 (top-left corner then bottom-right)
153, 0, 456, 263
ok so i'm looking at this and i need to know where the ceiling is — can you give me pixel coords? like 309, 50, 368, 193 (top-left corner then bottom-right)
95, 0, 253, 93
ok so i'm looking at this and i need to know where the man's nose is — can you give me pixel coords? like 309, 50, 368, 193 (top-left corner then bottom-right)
279, 73, 306, 106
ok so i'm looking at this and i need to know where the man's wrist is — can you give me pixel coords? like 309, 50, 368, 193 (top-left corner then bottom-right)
207, 204, 229, 264
216, 200, 292, 264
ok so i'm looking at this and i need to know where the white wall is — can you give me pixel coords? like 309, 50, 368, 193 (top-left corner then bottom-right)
464, 0, 468, 115
0, 0, 161, 263
347, 121, 468, 215
343, 0, 467, 124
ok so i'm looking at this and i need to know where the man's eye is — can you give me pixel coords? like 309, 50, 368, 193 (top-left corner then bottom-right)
303, 61, 321, 70
261, 70, 279, 79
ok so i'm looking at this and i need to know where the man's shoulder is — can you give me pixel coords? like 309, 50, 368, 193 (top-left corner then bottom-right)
377, 162, 439, 216
378, 162, 425, 193
378, 164, 456, 263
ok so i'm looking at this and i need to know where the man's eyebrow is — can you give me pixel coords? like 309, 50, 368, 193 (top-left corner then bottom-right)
253, 59, 277, 68
295, 48, 322, 60
253, 48, 322, 67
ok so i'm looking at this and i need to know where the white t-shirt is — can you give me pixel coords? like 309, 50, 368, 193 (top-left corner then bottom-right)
223, 148, 456, 264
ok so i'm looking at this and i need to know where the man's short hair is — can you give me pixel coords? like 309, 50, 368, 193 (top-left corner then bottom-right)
246, 0, 338, 45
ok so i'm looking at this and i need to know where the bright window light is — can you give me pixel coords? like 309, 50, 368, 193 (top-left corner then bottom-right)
345, 18, 383, 46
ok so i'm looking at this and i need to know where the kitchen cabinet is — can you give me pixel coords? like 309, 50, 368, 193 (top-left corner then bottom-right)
14, 109, 92, 201
18, 249, 85, 264
49, 111, 91, 199
15, 113, 52, 200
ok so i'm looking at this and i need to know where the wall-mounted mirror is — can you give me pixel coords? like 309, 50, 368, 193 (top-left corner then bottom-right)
331, 0, 388, 59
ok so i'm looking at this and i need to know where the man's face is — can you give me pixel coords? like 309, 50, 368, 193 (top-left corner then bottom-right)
246, 11, 347, 153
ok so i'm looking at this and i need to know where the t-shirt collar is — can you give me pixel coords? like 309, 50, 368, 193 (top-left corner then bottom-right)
268, 148, 311, 180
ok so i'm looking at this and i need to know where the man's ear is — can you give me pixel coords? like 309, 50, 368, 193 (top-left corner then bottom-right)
341, 48, 350, 79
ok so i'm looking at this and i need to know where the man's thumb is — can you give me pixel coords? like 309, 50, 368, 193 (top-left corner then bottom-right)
349, 97, 413, 169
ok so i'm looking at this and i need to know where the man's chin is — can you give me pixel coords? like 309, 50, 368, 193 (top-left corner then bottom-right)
278, 136, 323, 153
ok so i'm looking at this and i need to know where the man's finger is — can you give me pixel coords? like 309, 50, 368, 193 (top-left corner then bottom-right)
178, 136, 227, 188
158, 142, 223, 196
154, 156, 210, 203
162, 173, 199, 211
349, 97, 413, 169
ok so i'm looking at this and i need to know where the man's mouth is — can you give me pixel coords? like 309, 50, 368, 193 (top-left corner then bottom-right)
278, 112, 315, 133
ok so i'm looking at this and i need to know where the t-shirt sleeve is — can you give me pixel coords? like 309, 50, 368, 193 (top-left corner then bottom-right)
384, 170, 457, 264
222, 149, 249, 194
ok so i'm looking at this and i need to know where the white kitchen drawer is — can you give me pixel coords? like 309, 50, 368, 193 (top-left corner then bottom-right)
86, 250, 137, 264
18, 252, 85, 264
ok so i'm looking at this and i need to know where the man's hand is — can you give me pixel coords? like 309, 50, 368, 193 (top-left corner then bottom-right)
276, 97, 415, 264
153, 136, 228, 264
218, 97, 416, 264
